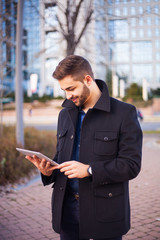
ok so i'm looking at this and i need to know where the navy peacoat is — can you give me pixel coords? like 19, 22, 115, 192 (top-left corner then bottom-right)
41, 79, 143, 239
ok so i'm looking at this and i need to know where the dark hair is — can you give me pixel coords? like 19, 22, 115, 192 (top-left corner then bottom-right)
52, 55, 94, 81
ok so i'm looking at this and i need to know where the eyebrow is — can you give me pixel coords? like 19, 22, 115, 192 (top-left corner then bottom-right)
61, 86, 75, 91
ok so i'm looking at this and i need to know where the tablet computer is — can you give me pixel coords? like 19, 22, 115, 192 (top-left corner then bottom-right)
16, 147, 58, 166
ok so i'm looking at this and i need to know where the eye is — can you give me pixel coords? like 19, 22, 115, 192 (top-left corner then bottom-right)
69, 87, 75, 91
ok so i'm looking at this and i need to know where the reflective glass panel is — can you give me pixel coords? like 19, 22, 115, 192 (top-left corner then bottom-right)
132, 41, 152, 62
132, 64, 152, 83
156, 64, 160, 83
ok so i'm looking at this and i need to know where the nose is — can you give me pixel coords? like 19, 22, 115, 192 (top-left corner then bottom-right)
66, 91, 72, 100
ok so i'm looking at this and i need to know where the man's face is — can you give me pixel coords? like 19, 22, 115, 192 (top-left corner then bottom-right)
59, 75, 90, 107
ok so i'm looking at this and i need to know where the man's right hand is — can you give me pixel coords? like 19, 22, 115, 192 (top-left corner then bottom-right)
25, 155, 59, 176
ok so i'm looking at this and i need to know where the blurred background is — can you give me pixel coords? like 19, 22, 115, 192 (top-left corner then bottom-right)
0, 2, 160, 239
0, 0, 160, 184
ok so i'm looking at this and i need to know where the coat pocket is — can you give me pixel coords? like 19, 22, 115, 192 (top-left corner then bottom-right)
94, 131, 118, 156
57, 128, 68, 152
94, 184, 124, 222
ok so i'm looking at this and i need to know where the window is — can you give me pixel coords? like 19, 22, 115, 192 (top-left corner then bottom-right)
147, 29, 152, 37
139, 17, 144, 26
45, 31, 59, 54
6, 66, 12, 78
23, 71, 28, 80
115, 0, 120, 4
146, 17, 152, 25
132, 41, 152, 62
115, 8, 120, 16
123, 0, 127, 4
109, 20, 128, 40
2, 21, 6, 37
131, 18, 136, 26
156, 52, 160, 61
139, 29, 144, 37
131, 7, 136, 15
45, 5, 57, 28
155, 40, 160, 48
108, 8, 112, 16
156, 64, 160, 83
23, 51, 27, 66
23, 29, 28, 46
139, 6, 143, 14
132, 64, 152, 83
146, 5, 151, 14
110, 42, 129, 63
116, 65, 129, 79
155, 16, 160, 25
139, 0, 143, 2
2, 42, 6, 62
5, 20, 11, 38
6, 43, 11, 63
155, 29, 160, 37
131, 29, 136, 38
5, 0, 11, 15
154, 5, 159, 14
123, 7, 128, 16
108, 0, 112, 5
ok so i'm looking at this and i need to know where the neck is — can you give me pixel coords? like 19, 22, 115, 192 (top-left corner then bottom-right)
82, 82, 101, 113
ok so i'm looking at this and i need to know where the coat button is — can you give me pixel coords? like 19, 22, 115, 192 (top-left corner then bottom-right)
104, 136, 109, 141
60, 187, 64, 191
108, 193, 112, 198
70, 135, 74, 140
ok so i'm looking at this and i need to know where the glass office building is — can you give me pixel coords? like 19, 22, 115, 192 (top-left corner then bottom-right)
106, 0, 160, 89
0, 0, 41, 94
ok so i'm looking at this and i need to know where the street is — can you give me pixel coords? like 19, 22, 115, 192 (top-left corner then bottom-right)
0, 135, 160, 240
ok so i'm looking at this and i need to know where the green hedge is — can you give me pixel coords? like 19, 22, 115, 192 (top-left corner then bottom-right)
0, 126, 57, 185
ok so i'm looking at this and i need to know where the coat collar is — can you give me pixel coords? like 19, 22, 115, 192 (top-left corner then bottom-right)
62, 79, 110, 112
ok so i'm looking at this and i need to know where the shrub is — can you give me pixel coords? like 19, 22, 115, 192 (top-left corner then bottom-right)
0, 126, 57, 186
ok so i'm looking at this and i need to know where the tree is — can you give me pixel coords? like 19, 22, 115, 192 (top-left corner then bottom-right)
30, 0, 94, 56
124, 83, 143, 101
56, 0, 93, 55
105, 69, 112, 96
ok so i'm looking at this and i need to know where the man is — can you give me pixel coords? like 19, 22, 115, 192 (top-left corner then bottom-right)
26, 55, 142, 240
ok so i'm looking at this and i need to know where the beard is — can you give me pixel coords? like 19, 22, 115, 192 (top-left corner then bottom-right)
71, 84, 90, 107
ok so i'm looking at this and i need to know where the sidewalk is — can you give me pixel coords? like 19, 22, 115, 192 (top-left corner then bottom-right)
0, 135, 160, 240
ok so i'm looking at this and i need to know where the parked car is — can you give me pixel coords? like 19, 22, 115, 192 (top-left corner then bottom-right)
137, 109, 143, 121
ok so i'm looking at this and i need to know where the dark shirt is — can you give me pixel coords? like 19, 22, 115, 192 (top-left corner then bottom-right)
67, 109, 85, 194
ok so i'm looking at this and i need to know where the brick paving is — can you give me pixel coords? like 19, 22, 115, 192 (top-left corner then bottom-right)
0, 135, 160, 240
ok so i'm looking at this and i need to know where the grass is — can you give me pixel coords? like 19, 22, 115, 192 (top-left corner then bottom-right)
143, 130, 160, 134
0, 125, 57, 186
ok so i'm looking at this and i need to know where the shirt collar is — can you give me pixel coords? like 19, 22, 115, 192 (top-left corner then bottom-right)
62, 79, 110, 112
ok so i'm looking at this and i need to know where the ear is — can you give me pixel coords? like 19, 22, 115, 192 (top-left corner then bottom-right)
83, 75, 93, 86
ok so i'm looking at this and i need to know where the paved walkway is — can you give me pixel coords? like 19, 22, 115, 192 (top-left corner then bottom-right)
0, 135, 160, 240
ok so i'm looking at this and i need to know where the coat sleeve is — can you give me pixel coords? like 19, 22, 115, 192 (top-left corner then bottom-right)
90, 105, 143, 186
41, 149, 58, 186
41, 109, 64, 186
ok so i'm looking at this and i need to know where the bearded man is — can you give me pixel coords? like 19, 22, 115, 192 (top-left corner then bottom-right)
26, 55, 142, 240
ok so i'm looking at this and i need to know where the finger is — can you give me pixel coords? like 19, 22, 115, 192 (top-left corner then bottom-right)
33, 155, 41, 162
58, 161, 75, 169
40, 159, 47, 168
63, 169, 74, 176
25, 156, 34, 163
60, 166, 73, 173
67, 173, 77, 178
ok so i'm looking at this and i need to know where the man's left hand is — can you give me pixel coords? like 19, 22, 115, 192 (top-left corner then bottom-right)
58, 161, 89, 178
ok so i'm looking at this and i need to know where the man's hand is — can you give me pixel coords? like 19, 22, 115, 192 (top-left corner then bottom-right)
58, 161, 89, 178
25, 155, 59, 176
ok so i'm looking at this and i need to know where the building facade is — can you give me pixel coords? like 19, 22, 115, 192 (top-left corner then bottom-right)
0, 0, 28, 95
106, 0, 160, 89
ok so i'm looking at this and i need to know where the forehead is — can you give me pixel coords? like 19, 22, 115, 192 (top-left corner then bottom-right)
59, 75, 83, 90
